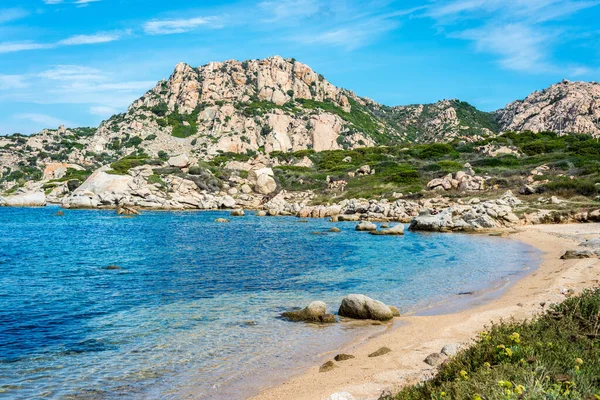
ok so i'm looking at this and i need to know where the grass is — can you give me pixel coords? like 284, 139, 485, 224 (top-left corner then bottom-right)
388, 287, 600, 400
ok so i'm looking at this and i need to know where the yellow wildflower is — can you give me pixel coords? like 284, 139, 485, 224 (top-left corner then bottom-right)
505, 348, 513, 357
473, 395, 482, 400
498, 381, 513, 389
515, 385, 525, 395
575, 358, 583, 365
483, 362, 491, 368
509, 332, 521, 344
460, 370, 469, 380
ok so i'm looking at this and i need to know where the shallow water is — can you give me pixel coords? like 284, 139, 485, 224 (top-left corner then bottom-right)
0, 207, 540, 399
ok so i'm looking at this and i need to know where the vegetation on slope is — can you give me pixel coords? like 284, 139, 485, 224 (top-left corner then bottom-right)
263, 130, 600, 201
388, 288, 600, 400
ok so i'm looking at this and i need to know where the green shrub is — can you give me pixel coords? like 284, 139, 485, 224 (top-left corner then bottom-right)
106, 154, 149, 175
390, 288, 600, 400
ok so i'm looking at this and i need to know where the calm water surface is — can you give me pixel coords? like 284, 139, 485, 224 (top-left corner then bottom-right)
0, 207, 540, 399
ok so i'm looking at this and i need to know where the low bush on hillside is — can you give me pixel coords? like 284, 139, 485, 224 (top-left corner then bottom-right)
106, 154, 150, 175
389, 288, 600, 400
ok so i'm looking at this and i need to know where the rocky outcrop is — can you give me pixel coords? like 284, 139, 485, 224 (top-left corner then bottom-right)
338, 294, 395, 321
427, 171, 486, 192
409, 192, 520, 232
0, 191, 46, 207
496, 80, 600, 137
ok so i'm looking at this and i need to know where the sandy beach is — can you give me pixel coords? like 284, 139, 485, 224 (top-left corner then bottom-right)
251, 223, 600, 400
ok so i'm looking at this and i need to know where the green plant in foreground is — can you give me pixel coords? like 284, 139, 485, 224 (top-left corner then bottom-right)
390, 288, 600, 400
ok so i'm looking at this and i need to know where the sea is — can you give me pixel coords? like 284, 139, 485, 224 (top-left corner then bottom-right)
0, 207, 540, 399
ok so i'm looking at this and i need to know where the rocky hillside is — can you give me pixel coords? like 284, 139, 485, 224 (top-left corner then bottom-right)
85, 56, 403, 161
496, 80, 600, 136
374, 99, 500, 143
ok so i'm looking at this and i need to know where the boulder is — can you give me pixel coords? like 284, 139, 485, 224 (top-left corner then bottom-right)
167, 154, 190, 168
247, 167, 274, 183
256, 210, 267, 217
255, 174, 277, 195
560, 250, 596, 259
230, 209, 245, 216
319, 361, 338, 373
0, 191, 46, 207
282, 301, 336, 323
389, 305, 401, 317
338, 294, 394, 321
441, 343, 460, 356
334, 354, 355, 361
369, 224, 405, 236
329, 227, 341, 233
355, 221, 377, 231
368, 347, 391, 357
117, 205, 140, 215
214, 218, 229, 223
424, 352, 447, 366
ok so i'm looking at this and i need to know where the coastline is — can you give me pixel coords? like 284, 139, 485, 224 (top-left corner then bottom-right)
250, 223, 600, 400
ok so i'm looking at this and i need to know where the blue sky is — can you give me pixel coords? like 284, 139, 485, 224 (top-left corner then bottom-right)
0, 0, 599, 135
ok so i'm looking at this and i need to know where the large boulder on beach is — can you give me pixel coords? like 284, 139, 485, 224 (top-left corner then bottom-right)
282, 301, 336, 323
355, 221, 377, 231
338, 294, 394, 321
0, 191, 46, 207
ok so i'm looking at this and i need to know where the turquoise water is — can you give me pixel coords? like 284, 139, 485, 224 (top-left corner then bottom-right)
0, 207, 539, 399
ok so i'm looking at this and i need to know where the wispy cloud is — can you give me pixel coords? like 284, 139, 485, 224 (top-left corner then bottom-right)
0, 74, 29, 90
89, 105, 118, 116
455, 24, 552, 72
0, 30, 128, 54
423, 0, 600, 73
0, 42, 53, 54
14, 113, 73, 128
144, 16, 218, 35
58, 30, 129, 45
43, 0, 102, 6
0, 8, 29, 24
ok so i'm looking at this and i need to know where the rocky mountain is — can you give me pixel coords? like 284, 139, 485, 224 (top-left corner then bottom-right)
2, 57, 600, 202
85, 56, 403, 161
496, 80, 600, 136
373, 99, 500, 143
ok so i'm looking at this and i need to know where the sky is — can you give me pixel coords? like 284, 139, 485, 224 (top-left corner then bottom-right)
0, 0, 599, 135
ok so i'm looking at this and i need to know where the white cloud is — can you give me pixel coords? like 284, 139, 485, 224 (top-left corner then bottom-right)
259, 0, 322, 22
58, 30, 128, 45
294, 22, 396, 51
0, 42, 54, 54
43, 0, 101, 5
423, 0, 600, 73
43, 0, 64, 4
38, 65, 105, 81
0, 8, 29, 23
144, 16, 217, 35
0, 74, 29, 90
89, 105, 118, 116
14, 113, 72, 128
456, 24, 552, 72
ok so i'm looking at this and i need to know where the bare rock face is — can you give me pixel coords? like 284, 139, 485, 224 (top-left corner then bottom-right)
89, 56, 392, 161
496, 80, 600, 137
0, 191, 46, 207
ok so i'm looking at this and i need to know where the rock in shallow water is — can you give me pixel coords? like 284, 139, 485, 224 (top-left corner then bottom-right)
214, 218, 229, 223
369, 224, 404, 236
338, 294, 394, 321
355, 221, 377, 231
282, 301, 336, 323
